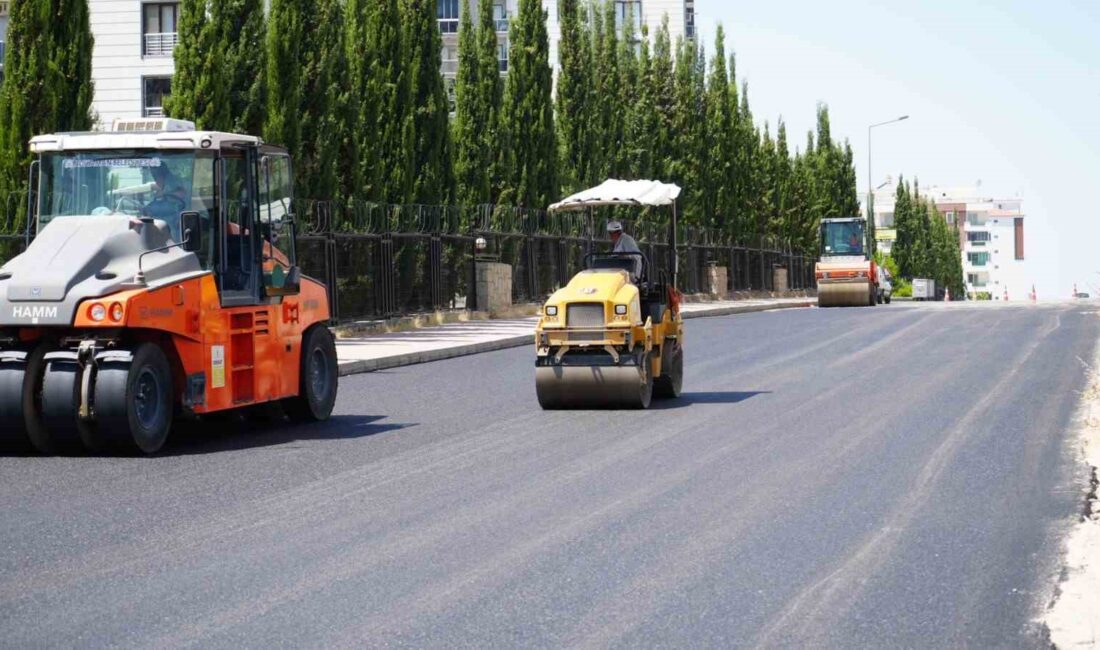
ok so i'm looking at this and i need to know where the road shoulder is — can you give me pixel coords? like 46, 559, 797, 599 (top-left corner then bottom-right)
1044, 329, 1100, 647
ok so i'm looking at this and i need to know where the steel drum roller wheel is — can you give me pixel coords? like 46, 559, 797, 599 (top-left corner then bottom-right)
536, 349, 653, 410
95, 343, 173, 454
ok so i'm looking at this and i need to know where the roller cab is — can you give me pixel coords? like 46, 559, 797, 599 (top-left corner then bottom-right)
534, 180, 685, 409
815, 217, 878, 308
0, 119, 338, 454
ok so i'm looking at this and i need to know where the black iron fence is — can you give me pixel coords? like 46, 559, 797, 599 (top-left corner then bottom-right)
1, 198, 817, 324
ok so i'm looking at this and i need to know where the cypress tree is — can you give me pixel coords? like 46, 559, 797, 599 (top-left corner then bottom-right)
299, 0, 348, 199
218, 0, 267, 135
263, 0, 305, 155
705, 25, 734, 231
164, 0, 214, 125
670, 36, 706, 224
892, 177, 913, 277
499, 0, 556, 208
0, 0, 95, 226
648, 19, 675, 181
347, 0, 412, 203
555, 0, 591, 192
404, 0, 454, 204
453, 0, 484, 205
626, 25, 656, 179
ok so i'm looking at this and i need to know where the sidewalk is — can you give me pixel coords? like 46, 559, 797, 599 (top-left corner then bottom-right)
335, 297, 814, 376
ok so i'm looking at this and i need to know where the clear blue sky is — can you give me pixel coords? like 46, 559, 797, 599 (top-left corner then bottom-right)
696, 0, 1100, 298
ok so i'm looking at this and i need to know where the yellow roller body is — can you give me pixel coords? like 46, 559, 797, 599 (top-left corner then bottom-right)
534, 266, 680, 410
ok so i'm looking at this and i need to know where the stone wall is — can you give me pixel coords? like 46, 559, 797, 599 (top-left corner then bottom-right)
476, 262, 513, 314
706, 265, 729, 299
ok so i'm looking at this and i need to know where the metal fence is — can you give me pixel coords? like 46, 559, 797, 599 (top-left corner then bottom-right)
0, 199, 817, 324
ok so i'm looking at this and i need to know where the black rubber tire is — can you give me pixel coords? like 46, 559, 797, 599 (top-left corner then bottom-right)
283, 325, 338, 422
654, 342, 684, 399
95, 344, 173, 454
0, 343, 53, 451
38, 357, 90, 454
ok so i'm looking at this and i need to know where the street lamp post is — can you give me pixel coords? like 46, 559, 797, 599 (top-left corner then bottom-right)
867, 115, 909, 255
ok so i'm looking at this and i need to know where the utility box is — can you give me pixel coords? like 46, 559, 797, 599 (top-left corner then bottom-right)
912, 278, 935, 301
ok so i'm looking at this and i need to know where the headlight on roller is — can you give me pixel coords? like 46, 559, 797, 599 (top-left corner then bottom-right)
544, 305, 558, 316
88, 303, 106, 322
614, 304, 628, 315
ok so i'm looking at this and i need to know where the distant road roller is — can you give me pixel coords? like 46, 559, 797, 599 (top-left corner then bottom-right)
815, 217, 879, 308
535, 180, 684, 409
0, 118, 337, 454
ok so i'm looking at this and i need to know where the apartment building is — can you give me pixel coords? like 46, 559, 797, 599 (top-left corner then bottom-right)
1, 2, 10, 80
867, 183, 1027, 299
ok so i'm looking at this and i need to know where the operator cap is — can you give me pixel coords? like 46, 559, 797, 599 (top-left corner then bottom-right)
606, 220, 623, 233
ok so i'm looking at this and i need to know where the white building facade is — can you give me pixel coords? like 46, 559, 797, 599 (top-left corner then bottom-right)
87, 1, 177, 125
82, 1, 694, 127
866, 183, 1028, 300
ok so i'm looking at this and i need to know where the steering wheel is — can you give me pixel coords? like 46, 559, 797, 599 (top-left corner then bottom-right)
143, 194, 188, 218
113, 196, 145, 215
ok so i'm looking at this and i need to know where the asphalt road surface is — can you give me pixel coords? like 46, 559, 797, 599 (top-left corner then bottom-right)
1, 302, 1095, 648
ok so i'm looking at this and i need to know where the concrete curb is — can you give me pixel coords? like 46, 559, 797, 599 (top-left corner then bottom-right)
336, 300, 815, 377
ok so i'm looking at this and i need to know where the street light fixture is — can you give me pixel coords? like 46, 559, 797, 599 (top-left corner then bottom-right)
867, 115, 910, 254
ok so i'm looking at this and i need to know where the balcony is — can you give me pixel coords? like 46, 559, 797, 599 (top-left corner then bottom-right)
143, 32, 178, 57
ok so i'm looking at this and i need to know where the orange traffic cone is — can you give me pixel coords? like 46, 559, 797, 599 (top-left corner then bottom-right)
1003, 288, 1009, 302
1031, 284, 1036, 302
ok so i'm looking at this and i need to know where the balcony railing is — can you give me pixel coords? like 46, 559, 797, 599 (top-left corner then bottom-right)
144, 106, 166, 118
143, 32, 178, 57
441, 58, 458, 76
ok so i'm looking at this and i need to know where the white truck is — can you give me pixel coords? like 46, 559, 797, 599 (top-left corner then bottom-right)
912, 278, 936, 301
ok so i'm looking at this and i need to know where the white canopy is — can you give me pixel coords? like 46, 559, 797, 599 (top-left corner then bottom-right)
548, 179, 682, 212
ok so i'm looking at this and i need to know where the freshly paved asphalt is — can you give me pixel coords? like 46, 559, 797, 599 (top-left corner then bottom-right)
1, 302, 1095, 648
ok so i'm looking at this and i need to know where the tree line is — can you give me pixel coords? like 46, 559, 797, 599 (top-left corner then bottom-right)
0, 0, 862, 258
887, 175, 965, 299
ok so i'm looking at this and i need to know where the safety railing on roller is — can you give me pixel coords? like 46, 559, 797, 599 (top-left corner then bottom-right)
0, 195, 818, 324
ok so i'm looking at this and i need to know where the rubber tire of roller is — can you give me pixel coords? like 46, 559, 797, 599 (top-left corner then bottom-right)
283, 325, 338, 423
0, 342, 53, 451
654, 343, 683, 399
95, 343, 173, 455
39, 358, 92, 454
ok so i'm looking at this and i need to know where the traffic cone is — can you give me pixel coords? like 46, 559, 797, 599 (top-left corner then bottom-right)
1074, 284, 1078, 299
1031, 284, 1036, 302
1003, 288, 1009, 302
945, 287, 951, 302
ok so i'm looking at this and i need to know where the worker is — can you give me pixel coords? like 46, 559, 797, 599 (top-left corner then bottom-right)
146, 163, 189, 240
607, 220, 642, 279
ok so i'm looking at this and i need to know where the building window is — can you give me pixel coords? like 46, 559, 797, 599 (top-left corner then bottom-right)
685, 1, 695, 39
499, 43, 508, 72
143, 2, 179, 57
945, 211, 955, 225
493, 2, 509, 32
967, 252, 990, 267
967, 211, 987, 226
437, 0, 459, 34
615, 1, 643, 36
1014, 217, 1024, 260
967, 231, 991, 243
143, 76, 172, 117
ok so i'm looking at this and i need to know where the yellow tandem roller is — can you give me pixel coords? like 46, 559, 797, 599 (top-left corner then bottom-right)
534, 180, 685, 410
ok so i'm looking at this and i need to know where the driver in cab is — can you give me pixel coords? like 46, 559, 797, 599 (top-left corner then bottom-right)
145, 163, 189, 240
607, 220, 642, 280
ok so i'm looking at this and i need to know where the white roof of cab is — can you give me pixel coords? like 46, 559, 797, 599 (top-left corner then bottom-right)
549, 179, 682, 212
29, 117, 263, 154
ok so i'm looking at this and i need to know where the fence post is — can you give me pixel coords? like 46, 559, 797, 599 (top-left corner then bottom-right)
378, 234, 397, 317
